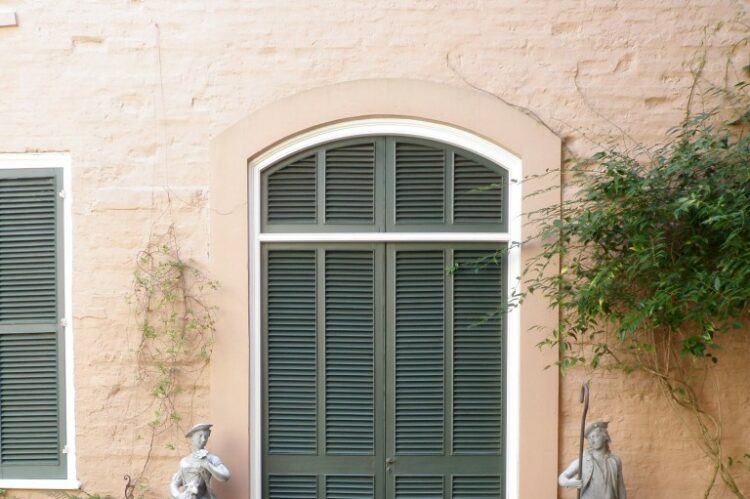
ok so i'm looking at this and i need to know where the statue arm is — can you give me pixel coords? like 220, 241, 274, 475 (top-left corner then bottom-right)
205, 454, 231, 482
169, 471, 183, 499
558, 459, 582, 489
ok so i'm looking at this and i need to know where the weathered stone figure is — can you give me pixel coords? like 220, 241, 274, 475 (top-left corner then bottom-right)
170, 423, 231, 499
559, 421, 627, 499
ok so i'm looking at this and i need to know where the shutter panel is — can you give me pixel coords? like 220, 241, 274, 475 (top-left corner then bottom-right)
265, 154, 317, 225
266, 250, 317, 454
395, 475, 443, 498
325, 143, 376, 224
394, 250, 444, 454
324, 250, 375, 455
394, 142, 445, 224
264, 246, 381, 498
453, 475, 502, 498
0, 169, 66, 479
0, 176, 57, 322
268, 475, 317, 499
325, 475, 374, 499
388, 245, 505, 499
453, 250, 503, 455
453, 154, 506, 225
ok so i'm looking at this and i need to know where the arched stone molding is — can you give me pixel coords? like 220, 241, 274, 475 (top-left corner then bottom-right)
209, 79, 560, 499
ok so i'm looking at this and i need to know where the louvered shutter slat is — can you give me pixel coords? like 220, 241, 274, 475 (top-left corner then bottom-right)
268, 475, 317, 499
453, 475, 502, 498
0, 176, 58, 323
267, 250, 317, 455
266, 156, 317, 223
453, 250, 503, 455
453, 155, 505, 224
325, 475, 374, 499
394, 250, 444, 455
325, 251, 375, 455
325, 144, 375, 223
394, 475, 443, 498
395, 143, 445, 223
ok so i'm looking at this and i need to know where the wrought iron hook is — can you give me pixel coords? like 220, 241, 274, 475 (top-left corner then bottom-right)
123, 474, 135, 499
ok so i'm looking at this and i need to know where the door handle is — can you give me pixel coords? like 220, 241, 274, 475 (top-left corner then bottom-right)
385, 457, 396, 466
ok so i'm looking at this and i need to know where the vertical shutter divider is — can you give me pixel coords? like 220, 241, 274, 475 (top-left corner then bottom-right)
445, 249, 454, 458
315, 247, 325, 499
316, 150, 325, 228
446, 150, 455, 226
316, 248, 326, 461
374, 138, 387, 232
384, 138, 396, 231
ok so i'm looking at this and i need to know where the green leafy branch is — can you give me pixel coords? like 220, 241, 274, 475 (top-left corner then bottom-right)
524, 110, 750, 497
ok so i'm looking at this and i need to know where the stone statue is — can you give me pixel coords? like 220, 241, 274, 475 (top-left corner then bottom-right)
170, 423, 231, 499
559, 421, 626, 499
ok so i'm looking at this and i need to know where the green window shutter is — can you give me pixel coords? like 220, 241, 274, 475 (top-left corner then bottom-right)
453, 250, 504, 455
453, 475, 503, 498
264, 244, 506, 498
324, 250, 375, 455
395, 475, 443, 498
393, 141, 445, 224
268, 474, 317, 499
264, 246, 380, 498
265, 154, 318, 225
388, 245, 505, 499
453, 154, 505, 225
325, 475, 374, 499
325, 143, 376, 224
394, 250, 444, 455
266, 250, 318, 455
262, 136, 508, 233
0, 168, 66, 479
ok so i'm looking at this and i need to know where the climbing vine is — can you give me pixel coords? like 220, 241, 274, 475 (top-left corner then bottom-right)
130, 225, 217, 486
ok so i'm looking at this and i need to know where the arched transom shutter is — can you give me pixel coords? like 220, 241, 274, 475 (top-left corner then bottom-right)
261, 137, 509, 233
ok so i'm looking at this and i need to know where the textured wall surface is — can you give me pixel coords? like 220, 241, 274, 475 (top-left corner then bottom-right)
0, 0, 748, 497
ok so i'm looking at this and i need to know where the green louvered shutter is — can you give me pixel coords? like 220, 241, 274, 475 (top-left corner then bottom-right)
0, 168, 66, 479
393, 142, 445, 224
453, 154, 505, 226
262, 140, 382, 233
263, 246, 383, 499
387, 245, 505, 499
262, 137, 508, 234
325, 142, 377, 225
261, 135, 510, 499
264, 154, 318, 228
385, 138, 508, 232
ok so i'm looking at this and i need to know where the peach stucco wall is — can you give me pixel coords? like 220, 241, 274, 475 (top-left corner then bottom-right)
1, 0, 749, 497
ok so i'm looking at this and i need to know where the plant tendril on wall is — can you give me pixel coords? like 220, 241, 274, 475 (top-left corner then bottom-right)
131, 224, 217, 491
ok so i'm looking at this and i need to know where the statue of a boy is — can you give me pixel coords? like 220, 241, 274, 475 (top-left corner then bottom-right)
170, 423, 231, 499
559, 421, 626, 499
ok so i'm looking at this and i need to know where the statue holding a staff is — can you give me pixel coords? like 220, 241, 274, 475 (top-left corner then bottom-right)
559, 383, 627, 499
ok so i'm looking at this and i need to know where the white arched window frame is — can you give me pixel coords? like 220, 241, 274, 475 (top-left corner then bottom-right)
248, 118, 523, 499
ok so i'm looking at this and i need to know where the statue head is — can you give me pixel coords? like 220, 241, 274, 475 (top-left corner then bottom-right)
185, 423, 213, 452
584, 421, 611, 452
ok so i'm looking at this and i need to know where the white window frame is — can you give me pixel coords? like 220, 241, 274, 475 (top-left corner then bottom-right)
0, 153, 79, 490
248, 119, 522, 499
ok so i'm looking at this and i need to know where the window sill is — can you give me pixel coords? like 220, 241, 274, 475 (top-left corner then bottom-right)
0, 478, 81, 490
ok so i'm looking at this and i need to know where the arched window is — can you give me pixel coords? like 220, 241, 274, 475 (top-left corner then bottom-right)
259, 133, 513, 498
